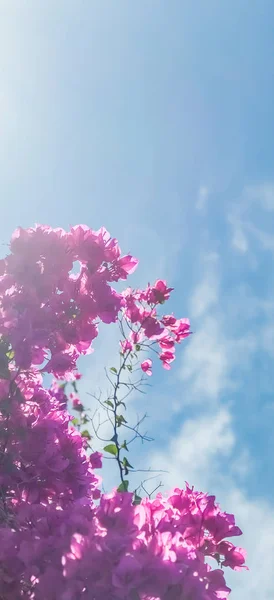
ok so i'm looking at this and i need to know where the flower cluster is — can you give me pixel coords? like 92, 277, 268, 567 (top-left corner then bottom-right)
0, 224, 138, 377
121, 284, 191, 373
61, 486, 246, 600
0, 224, 246, 599
0, 372, 100, 598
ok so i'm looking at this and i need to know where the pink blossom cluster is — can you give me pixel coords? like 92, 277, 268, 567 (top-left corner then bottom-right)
121, 284, 191, 373
0, 374, 99, 599
0, 224, 246, 598
0, 224, 138, 377
61, 487, 246, 600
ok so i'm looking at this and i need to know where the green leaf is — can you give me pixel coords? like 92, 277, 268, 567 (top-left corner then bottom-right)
71, 417, 79, 426
116, 414, 127, 427
6, 350, 15, 360
104, 399, 114, 409
82, 415, 89, 424
81, 429, 91, 440
117, 400, 126, 409
127, 364, 132, 372
135, 344, 141, 352
110, 367, 117, 374
133, 492, 142, 505
122, 456, 134, 475
117, 480, 129, 492
121, 440, 129, 451
103, 443, 118, 456
123, 457, 133, 469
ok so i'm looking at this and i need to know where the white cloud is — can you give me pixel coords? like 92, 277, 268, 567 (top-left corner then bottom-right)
245, 183, 274, 212
225, 490, 274, 600
246, 222, 274, 252
150, 408, 235, 491
180, 316, 256, 404
156, 255, 274, 599
230, 448, 250, 479
228, 182, 274, 255
180, 262, 257, 403
229, 217, 249, 254
190, 254, 219, 318
180, 316, 230, 401
196, 185, 209, 211
150, 408, 274, 600
261, 322, 274, 357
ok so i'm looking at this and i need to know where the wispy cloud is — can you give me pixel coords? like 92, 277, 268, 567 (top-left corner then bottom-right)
150, 247, 274, 598
150, 412, 274, 600
226, 490, 274, 600
261, 322, 274, 357
180, 315, 230, 401
196, 185, 209, 211
150, 408, 235, 491
149, 388, 274, 600
180, 315, 256, 403
228, 215, 249, 254
244, 183, 274, 212
179, 261, 256, 403
229, 182, 274, 255
246, 221, 274, 252
190, 253, 219, 318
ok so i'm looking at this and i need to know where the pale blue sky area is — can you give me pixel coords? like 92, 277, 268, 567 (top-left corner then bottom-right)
1, 3, 274, 598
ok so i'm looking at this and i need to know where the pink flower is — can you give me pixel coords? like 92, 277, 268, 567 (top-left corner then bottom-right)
69, 372, 82, 382
142, 316, 163, 339
124, 296, 143, 323
159, 336, 175, 350
173, 317, 191, 341
112, 553, 142, 592
70, 394, 84, 412
161, 314, 177, 326
120, 339, 133, 353
44, 350, 79, 378
147, 280, 173, 304
159, 350, 175, 370
217, 541, 248, 571
141, 358, 152, 376
90, 451, 103, 469
117, 255, 139, 277
129, 330, 142, 345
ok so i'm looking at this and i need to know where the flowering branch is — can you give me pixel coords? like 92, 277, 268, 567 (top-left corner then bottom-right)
0, 223, 247, 599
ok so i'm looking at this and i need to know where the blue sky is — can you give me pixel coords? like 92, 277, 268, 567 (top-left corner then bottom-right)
1, 2, 274, 598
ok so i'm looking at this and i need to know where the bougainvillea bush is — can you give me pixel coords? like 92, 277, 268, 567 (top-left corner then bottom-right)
0, 224, 247, 599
